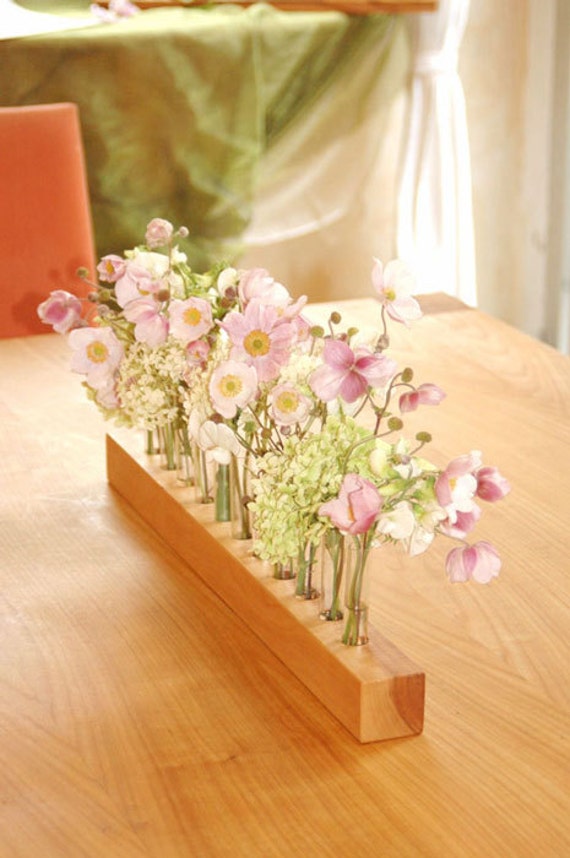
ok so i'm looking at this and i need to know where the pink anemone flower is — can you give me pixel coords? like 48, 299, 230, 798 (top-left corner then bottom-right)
319, 474, 382, 535
435, 451, 482, 520
37, 290, 84, 334
169, 297, 213, 343
68, 326, 124, 388
475, 466, 511, 502
445, 541, 501, 584
209, 359, 258, 419
238, 268, 290, 309
309, 339, 397, 404
269, 384, 312, 427
220, 302, 294, 383
145, 217, 174, 248
399, 383, 446, 413
371, 257, 422, 326
123, 298, 168, 347
185, 339, 210, 367
96, 254, 126, 283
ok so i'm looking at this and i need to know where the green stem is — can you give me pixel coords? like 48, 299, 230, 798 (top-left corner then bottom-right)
161, 422, 177, 470
215, 463, 231, 522
295, 541, 318, 599
230, 454, 252, 539
145, 429, 157, 455
342, 533, 372, 645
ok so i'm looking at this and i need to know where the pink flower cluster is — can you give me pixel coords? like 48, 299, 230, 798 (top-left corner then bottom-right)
435, 451, 510, 583
209, 270, 308, 418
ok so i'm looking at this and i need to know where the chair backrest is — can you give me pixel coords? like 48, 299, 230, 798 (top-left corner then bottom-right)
0, 102, 96, 338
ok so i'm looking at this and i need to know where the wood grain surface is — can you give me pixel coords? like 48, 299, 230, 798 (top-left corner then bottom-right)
1, 296, 569, 857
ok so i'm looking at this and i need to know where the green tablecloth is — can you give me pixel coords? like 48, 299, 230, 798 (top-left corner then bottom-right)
1, 2, 403, 269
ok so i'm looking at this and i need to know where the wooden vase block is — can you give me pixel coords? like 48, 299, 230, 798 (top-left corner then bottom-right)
106, 432, 425, 743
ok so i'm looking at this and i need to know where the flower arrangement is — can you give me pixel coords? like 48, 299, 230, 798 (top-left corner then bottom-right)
38, 218, 510, 647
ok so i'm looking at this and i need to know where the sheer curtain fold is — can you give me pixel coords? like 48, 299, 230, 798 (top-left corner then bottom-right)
397, 0, 476, 305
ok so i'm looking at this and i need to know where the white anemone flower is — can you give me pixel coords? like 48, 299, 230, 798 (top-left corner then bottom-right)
198, 421, 241, 465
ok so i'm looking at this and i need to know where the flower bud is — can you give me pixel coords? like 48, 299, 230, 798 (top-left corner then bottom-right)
415, 431, 432, 443
375, 334, 390, 352
401, 367, 414, 383
388, 416, 403, 431
329, 311, 341, 325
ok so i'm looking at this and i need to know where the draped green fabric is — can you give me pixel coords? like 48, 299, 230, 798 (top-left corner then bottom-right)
1, 2, 403, 270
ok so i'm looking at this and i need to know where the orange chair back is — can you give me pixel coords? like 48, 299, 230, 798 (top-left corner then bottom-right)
0, 102, 96, 338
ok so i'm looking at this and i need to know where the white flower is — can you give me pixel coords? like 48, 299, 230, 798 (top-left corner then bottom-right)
197, 420, 240, 465
376, 501, 416, 541
217, 267, 238, 295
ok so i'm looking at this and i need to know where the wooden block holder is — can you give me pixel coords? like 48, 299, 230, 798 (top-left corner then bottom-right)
106, 432, 425, 743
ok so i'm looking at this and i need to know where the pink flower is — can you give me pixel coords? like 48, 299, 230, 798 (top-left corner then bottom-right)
94, 375, 121, 410
185, 339, 210, 367
115, 263, 159, 308
476, 466, 511, 502
399, 383, 446, 413
445, 541, 501, 584
68, 326, 123, 388
209, 360, 258, 419
96, 254, 126, 283
238, 268, 290, 309
371, 258, 422, 326
435, 451, 482, 520
91, 0, 139, 21
111, 0, 139, 16
319, 474, 383, 535
123, 298, 168, 346
440, 506, 481, 539
114, 254, 170, 307
37, 290, 83, 334
169, 297, 213, 343
220, 302, 294, 383
269, 384, 312, 427
145, 218, 174, 248
309, 339, 397, 404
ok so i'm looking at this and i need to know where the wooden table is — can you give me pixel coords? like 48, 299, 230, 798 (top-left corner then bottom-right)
1, 296, 569, 856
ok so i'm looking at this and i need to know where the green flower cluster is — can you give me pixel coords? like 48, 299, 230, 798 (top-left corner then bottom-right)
250, 415, 374, 564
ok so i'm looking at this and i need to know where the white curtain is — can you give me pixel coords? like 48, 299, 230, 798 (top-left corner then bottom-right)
397, 0, 476, 305
0, 0, 97, 40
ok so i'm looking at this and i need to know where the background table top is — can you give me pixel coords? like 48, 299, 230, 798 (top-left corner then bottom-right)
1, 297, 569, 856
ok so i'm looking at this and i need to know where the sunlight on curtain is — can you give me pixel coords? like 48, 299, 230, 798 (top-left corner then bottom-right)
396, 0, 476, 305
0, 0, 97, 39
244, 15, 406, 248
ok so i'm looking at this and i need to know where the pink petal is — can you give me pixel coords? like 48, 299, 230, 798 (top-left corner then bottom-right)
309, 364, 344, 402
322, 338, 353, 370
339, 371, 368, 403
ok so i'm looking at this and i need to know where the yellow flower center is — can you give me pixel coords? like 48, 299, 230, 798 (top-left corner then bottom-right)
385, 288, 396, 301
275, 390, 299, 414
218, 374, 243, 398
244, 329, 270, 357
183, 307, 202, 327
104, 260, 115, 275
86, 340, 109, 364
